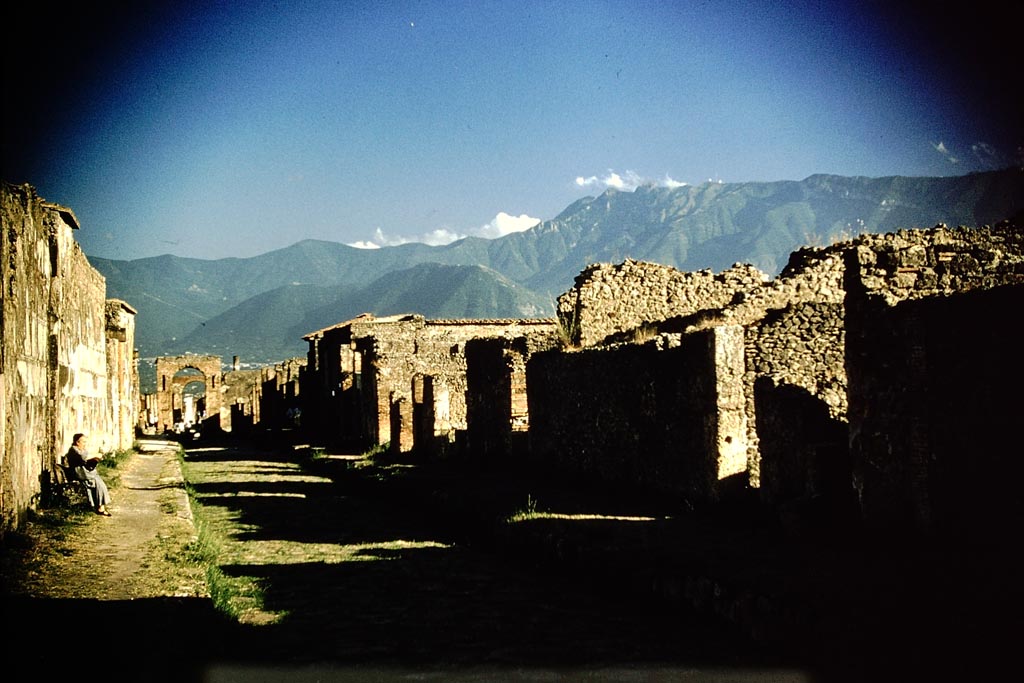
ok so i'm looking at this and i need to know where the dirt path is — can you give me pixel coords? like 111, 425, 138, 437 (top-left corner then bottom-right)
2, 439, 205, 600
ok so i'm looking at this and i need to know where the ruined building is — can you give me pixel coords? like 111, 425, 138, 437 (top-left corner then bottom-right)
530, 219, 1023, 539
1, 182, 138, 536
301, 313, 559, 456
142, 354, 304, 437
844, 225, 1024, 536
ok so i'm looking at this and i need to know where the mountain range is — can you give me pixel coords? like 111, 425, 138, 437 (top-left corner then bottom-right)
90, 168, 1024, 368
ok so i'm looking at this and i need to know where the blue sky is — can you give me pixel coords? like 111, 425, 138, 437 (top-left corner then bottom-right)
3, 1, 1020, 261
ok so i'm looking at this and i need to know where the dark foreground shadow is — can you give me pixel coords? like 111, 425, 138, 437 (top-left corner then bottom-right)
11, 435, 1015, 683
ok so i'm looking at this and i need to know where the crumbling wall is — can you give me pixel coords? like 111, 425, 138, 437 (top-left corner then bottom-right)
259, 357, 305, 431
2, 182, 134, 536
556, 259, 768, 347
729, 248, 849, 503
304, 314, 558, 455
221, 368, 262, 433
465, 331, 562, 466
105, 299, 138, 451
845, 222, 1024, 537
365, 317, 559, 457
526, 327, 747, 507
557, 248, 851, 513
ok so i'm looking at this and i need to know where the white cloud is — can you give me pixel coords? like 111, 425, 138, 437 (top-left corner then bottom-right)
932, 141, 958, 164
477, 212, 540, 239
347, 212, 540, 249
575, 169, 688, 191
970, 141, 1010, 170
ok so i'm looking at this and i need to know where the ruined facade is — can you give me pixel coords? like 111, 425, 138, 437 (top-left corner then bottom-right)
141, 354, 305, 438
151, 354, 222, 433
464, 330, 562, 466
257, 357, 305, 432
302, 314, 559, 455
1, 182, 138, 536
530, 219, 1022, 538
556, 259, 769, 347
844, 224, 1024, 536
528, 326, 749, 506
538, 244, 850, 510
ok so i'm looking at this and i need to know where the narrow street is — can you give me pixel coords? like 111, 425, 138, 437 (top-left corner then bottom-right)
4, 436, 813, 682
176, 436, 809, 681
10, 434, 1017, 683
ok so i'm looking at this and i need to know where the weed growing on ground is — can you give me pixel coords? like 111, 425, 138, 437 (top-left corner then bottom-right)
507, 494, 540, 523
178, 452, 269, 621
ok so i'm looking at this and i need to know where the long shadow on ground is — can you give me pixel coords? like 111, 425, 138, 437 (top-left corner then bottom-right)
172, 440, 818, 681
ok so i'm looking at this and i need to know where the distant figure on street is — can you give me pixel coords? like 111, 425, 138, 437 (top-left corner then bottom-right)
64, 433, 112, 516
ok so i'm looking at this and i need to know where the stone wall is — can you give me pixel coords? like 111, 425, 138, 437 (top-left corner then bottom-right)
364, 317, 559, 457
259, 357, 305, 431
464, 331, 561, 466
301, 314, 559, 455
546, 247, 851, 510
1, 182, 137, 536
221, 368, 263, 433
556, 259, 768, 347
526, 327, 748, 507
845, 222, 1024, 537
732, 249, 848, 500
105, 299, 139, 451
529, 222, 1021, 536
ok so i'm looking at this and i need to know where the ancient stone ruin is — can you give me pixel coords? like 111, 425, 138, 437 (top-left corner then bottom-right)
532, 220, 1023, 539
1, 182, 138, 534
3, 173, 1021, 552
301, 313, 559, 457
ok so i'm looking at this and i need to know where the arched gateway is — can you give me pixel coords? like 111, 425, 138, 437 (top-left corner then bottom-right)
154, 355, 222, 433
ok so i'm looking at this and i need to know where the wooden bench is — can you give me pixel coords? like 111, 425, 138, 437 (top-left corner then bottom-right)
51, 461, 91, 508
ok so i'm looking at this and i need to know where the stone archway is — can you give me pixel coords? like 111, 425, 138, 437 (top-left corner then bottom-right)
154, 355, 222, 433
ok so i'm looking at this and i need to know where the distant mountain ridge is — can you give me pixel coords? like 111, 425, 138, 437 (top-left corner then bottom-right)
90, 168, 1024, 364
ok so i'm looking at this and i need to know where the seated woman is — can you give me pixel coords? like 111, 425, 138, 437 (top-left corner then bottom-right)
64, 433, 112, 516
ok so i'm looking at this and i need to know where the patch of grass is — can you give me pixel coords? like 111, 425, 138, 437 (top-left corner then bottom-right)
296, 445, 327, 466
178, 455, 268, 621
365, 442, 391, 462
507, 494, 540, 523
94, 446, 136, 489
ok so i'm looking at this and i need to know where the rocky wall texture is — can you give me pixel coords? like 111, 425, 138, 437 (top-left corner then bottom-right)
1, 183, 53, 534
527, 328, 747, 507
844, 221, 1024, 537
560, 247, 851, 507
465, 332, 562, 466
556, 259, 768, 347
2, 182, 135, 536
306, 314, 558, 454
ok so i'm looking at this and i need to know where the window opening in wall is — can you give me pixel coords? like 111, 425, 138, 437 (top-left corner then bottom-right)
49, 234, 59, 277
